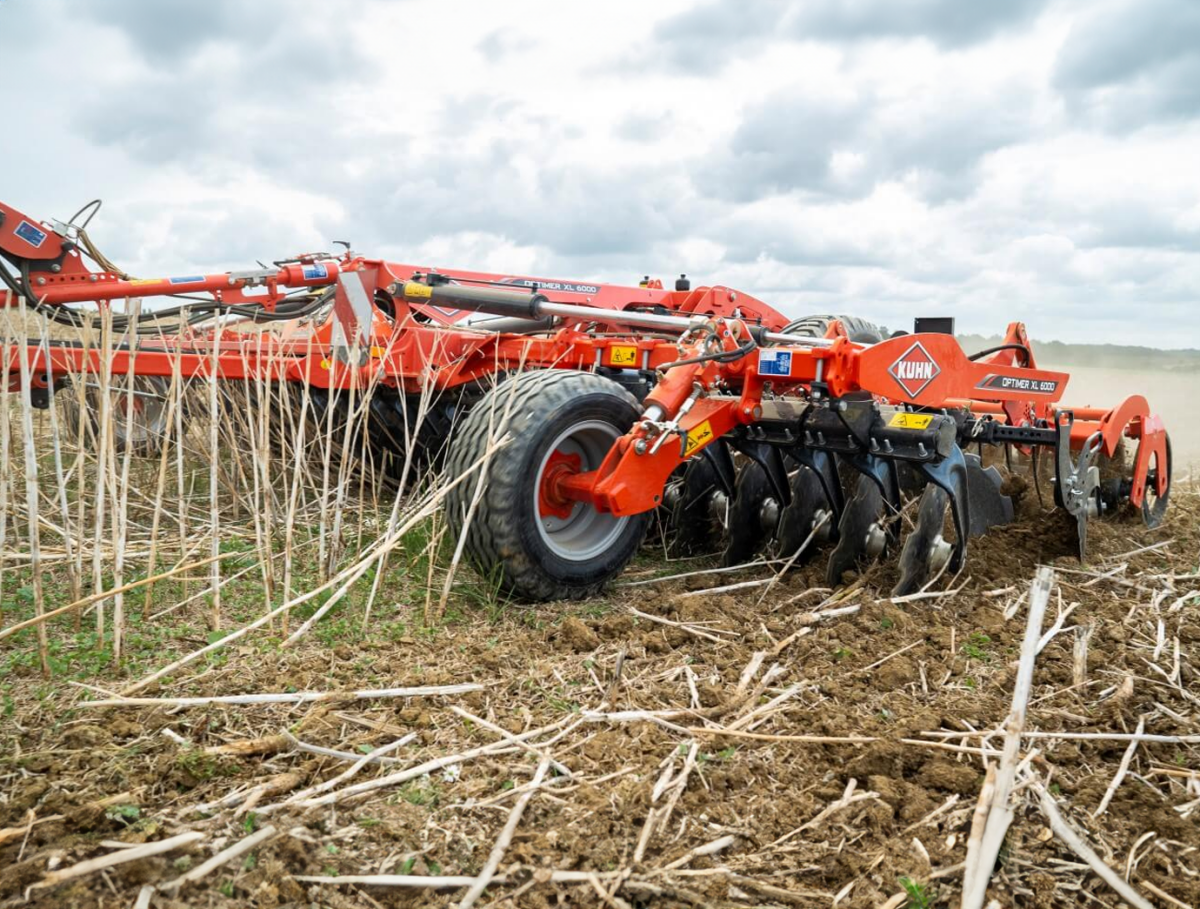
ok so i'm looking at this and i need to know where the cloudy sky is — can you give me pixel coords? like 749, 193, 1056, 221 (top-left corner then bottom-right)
3, 0, 1199, 347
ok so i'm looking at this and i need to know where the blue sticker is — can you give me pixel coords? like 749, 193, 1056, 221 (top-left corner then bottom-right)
14, 220, 48, 249
302, 264, 329, 281
168, 275, 205, 285
758, 349, 792, 376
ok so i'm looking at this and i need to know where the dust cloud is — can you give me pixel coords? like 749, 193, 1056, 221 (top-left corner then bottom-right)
1049, 363, 1199, 478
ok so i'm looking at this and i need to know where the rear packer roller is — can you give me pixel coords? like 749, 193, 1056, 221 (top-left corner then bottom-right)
444, 370, 648, 601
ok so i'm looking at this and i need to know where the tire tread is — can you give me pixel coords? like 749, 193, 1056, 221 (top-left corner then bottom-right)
444, 369, 643, 601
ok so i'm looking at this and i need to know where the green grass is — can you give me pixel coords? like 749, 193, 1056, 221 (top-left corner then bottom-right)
899, 876, 935, 909
960, 632, 992, 662
392, 779, 441, 807
176, 748, 234, 781
104, 804, 141, 825
0, 425, 587, 706
0, 518, 494, 684
577, 600, 614, 619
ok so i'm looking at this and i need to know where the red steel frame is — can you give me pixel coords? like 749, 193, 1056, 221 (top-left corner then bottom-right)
553, 318, 1168, 517
0, 199, 1168, 519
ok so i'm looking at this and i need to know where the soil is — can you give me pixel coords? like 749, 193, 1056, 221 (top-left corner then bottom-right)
2, 491, 1199, 908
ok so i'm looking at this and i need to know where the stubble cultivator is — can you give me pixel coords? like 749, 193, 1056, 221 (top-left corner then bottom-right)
1, 199, 1172, 601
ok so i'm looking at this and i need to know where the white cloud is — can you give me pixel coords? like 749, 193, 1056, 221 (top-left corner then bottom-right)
1, 0, 1198, 347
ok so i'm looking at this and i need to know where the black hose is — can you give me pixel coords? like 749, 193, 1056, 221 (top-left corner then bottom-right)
968, 343, 1031, 365
658, 335, 757, 371
2, 204, 332, 332
13, 255, 331, 333
0, 262, 27, 303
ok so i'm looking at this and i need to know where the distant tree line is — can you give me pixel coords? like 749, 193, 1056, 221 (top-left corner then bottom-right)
958, 334, 1200, 373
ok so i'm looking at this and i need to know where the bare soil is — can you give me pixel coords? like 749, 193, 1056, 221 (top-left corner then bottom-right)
3, 487, 1199, 908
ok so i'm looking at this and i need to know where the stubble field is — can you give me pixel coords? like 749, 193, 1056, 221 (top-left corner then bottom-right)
1, 356, 1197, 909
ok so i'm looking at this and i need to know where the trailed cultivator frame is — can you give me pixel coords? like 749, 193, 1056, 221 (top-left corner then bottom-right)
0, 199, 1173, 601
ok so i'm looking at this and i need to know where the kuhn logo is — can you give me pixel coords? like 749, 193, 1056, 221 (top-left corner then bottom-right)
888, 342, 940, 398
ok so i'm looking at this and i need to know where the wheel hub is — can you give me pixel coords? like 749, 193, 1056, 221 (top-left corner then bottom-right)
538, 449, 582, 520
533, 420, 628, 562
759, 497, 780, 533
812, 508, 833, 543
864, 522, 887, 559
928, 534, 953, 574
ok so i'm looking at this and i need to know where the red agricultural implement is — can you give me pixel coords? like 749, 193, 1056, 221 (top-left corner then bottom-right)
1, 199, 1173, 600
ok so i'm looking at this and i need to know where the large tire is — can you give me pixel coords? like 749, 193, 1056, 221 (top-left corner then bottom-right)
782, 314, 885, 344
364, 390, 462, 479
444, 370, 648, 601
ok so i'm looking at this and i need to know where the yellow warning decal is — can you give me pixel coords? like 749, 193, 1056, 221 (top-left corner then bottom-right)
609, 345, 638, 366
128, 278, 160, 286
404, 281, 433, 299
683, 420, 715, 457
889, 412, 933, 430
320, 358, 332, 370
370, 346, 386, 358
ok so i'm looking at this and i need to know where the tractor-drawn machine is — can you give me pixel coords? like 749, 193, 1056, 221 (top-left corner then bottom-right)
0, 199, 1172, 600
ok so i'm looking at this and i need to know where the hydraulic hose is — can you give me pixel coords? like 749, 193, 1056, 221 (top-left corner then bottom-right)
968, 343, 1032, 365
656, 335, 757, 370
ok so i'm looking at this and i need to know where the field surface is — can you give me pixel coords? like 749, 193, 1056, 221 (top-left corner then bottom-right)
3, 494, 1199, 908
0, 345, 1197, 908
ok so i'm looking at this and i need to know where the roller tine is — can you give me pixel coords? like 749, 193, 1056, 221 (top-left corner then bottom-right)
1137, 434, 1171, 529
1031, 445, 1045, 509
1051, 413, 1100, 562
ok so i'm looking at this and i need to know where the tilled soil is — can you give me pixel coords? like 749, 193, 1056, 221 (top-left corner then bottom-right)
2, 492, 1199, 908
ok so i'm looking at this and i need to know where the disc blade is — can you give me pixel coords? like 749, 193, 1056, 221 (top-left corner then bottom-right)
721, 460, 775, 566
964, 453, 1014, 536
664, 457, 723, 558
893, 483, 949, 596
774, 462, 828, 568
825, 472, 885, 586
